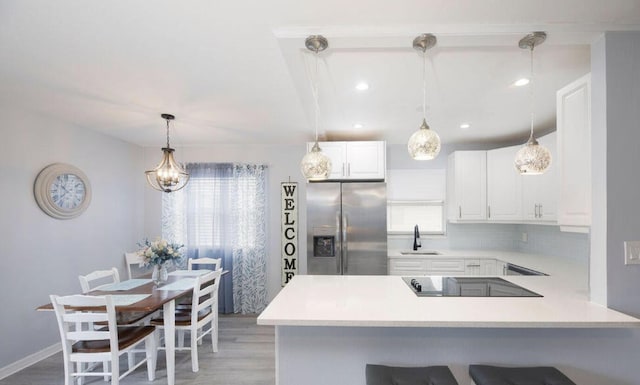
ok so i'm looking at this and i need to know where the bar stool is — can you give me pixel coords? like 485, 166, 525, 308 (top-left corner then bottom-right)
366, 364, 459, 385
469, 364, 577, 385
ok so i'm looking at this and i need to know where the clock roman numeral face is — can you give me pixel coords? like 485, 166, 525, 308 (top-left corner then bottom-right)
35, 163, 91, 219
50, 173, 86, 210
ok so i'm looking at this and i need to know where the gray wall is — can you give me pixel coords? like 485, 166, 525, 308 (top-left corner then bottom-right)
592, 32, 640, 317
0, 109, 145, 368
591, 34, 608, 305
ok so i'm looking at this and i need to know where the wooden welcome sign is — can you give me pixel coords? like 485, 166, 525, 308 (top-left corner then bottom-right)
281, 182, 298, 286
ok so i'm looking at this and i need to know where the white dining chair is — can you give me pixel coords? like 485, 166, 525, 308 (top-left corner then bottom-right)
78, 268, 120, 293
151, 269, 222, 372
78, 266, 152, 371
124, 252, 144, 280
187, 257, 222, 271
50, 294, 157, 385
181, 257, 221, 313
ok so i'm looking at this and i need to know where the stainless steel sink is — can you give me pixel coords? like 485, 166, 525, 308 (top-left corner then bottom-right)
400, 250, 440, 255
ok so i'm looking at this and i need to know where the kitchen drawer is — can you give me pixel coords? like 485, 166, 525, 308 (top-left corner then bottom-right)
425, 259, 465, 274
389, 259, 427, 275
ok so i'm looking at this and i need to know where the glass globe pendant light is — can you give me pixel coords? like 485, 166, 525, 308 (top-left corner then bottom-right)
145, 113, 190, 192
408, 33, 441, 160
300, 35, 332, 181
514, 32, 552, 175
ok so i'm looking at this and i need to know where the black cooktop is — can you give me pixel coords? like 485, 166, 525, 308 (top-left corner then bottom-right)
402, 276, 542, 297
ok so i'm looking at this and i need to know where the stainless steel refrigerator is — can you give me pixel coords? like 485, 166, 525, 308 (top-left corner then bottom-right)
307, 182, 387, 275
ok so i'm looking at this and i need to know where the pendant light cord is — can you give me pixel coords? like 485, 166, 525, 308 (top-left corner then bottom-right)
314, 49, 320, 142
529, 45, 535, 141
422, 49, 427, 120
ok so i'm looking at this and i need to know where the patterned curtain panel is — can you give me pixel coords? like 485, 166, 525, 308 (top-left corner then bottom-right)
231, 164, 268, 313
162, 163, 269, 314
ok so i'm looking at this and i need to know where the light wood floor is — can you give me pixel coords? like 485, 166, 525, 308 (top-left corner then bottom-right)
1, 314, 275, 385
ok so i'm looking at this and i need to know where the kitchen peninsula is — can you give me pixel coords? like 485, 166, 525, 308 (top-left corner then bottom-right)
257, 252, 640, 385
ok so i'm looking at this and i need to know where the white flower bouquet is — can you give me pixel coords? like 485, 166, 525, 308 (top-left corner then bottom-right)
137, 237, 184, 267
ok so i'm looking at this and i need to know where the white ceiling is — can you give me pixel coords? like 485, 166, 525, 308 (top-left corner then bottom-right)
1, 0, 639, 147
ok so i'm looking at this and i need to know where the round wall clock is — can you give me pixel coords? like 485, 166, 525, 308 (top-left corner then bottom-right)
34, 163, 92, 219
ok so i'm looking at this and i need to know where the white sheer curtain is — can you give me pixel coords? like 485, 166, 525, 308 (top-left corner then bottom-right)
162, 163, 268, 314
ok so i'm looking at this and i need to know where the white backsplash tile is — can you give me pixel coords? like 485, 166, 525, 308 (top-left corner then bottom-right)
389, 223, 589, 262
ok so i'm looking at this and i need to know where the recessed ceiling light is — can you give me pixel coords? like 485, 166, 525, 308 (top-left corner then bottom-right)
353, 123, 364, 129
460, 123, 471, 129
355, 82, 369, 91
514, 78, 530, 87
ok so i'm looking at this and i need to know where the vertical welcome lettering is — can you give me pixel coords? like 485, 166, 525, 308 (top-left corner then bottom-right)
281, 182, 298, 286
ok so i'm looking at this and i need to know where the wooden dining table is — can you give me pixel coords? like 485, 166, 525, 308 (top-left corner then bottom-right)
38, 270, 219, 385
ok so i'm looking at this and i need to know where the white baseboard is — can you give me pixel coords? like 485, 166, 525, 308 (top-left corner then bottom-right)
0, 343, 61, 380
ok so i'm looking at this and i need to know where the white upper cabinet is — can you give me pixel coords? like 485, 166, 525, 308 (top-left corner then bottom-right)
447, 151, 487, 221
521, 132, 558, 222
308, 141, 386, 181
448, 133, 559, 225
556, 74, 591, 227
487, 145, 522, 221
312, 142, 347, 180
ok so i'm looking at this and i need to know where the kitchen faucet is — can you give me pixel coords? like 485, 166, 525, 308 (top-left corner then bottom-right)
413, 224, 421, 251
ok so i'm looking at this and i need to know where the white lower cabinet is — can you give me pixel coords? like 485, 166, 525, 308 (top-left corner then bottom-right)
480, 259, 497, 275
389, 258, 502, 276
464, 259, 481, 275
388, 259, 428, 276
426, 259, 466, 275
496, 260, 509, 276
465, 259, 497, 275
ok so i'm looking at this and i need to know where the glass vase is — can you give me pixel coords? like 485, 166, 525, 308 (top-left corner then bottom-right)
152, 264, 168, 285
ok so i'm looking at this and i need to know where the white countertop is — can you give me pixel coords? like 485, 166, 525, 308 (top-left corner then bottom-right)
257, 275, 640, 328
258, 250, 640, 328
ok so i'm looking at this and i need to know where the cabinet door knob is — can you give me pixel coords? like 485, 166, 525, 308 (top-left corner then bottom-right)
459, 206, 462, 219
488, 205, 491, 219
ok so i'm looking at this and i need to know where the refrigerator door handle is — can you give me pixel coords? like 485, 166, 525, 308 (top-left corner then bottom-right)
342, 214, 348, 274
335, 211, 341, 274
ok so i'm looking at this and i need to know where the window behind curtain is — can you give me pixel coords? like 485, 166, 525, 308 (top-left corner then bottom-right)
162, 163, 268, 314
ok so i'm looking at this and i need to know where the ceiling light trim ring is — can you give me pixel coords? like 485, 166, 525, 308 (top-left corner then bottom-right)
412, 33, 437, 52
518, 31, 547, 50
305, 35, 328, 53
